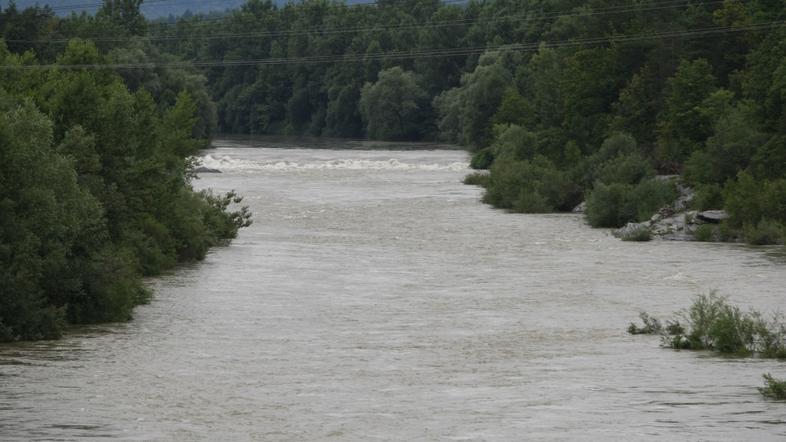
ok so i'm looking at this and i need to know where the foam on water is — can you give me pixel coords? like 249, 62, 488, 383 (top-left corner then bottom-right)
197, 154, 469, 172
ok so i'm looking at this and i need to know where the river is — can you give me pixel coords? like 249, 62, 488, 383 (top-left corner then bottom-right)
1, 138, 785, 440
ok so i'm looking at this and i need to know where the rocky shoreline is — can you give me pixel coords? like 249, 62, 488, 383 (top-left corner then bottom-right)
574, 177, 728, 242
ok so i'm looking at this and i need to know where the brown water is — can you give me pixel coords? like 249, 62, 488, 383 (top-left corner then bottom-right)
2, 139, 785, 441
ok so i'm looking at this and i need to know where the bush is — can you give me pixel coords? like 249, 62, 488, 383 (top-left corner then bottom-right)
655, 292, 786, 356
759, 374, 786, 400
585, 179, 676, 228
483, 156, 581, 213
630, 179, 678, 222
595, 151, 653, 186
628, 312, 662, 334
724, 174, 786, 231
585, 182, 635, 227
693, 224, 717, 242
620, 226, 653, 242
463, 172, 489, 187
692, 184, 724, 211
470, 148, 495, 170
744, 219, 785, 245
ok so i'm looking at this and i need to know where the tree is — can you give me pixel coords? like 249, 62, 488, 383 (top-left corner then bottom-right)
656, 59, 718, 170
359, 67, 428, 140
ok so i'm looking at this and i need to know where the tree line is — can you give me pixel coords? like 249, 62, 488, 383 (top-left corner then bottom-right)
153, 0, 785, 244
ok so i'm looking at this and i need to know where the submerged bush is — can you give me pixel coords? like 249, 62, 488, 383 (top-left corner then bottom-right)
642, 292, 786, 357
759, 374, 786, 400
628, 313, 662, 334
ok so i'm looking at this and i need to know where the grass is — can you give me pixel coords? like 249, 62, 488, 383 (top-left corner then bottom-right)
759, 374, 786, 400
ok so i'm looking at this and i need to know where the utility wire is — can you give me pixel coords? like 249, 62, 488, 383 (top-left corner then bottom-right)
1, 21, 781, 69
38, 0, 464, 13
144, 0, 711, 32
6, 0, 725, 44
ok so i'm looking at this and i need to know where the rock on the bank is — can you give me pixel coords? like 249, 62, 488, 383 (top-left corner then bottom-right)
697, 210, 728, 224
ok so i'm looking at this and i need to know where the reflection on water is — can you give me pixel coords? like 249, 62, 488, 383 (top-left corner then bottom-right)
1, 139, 785, 441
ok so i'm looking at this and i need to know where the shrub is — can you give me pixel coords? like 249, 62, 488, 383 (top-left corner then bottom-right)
585, 182, 635, 228
693, 224, 717, 242
595, 151, 653, 185
470, 148, 495, 170
628, 312, 662, 334
464, 172, 489, 187
483, 156, 581, 213
621, 226, 653, 242
692, 184, 724, 211
759, 374, 786, 400
630, 179, 678, 222
656, 292, 786, 356
744, 219, 784, 245
585, 179, 676, 228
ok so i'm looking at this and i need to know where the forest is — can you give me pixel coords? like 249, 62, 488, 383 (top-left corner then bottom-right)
1, 0, 785, 340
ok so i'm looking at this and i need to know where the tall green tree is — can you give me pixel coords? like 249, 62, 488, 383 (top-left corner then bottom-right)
359, 66, 428, 140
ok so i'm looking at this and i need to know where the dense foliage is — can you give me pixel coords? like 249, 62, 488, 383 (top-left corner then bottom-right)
0, 4, 250, 341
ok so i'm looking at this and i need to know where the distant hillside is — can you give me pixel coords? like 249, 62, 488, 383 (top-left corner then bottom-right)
1, 0, 248, 18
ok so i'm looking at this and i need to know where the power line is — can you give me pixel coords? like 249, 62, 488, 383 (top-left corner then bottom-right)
5, 0, 724, 44
143, 0, 709, 32
2, 21, 781, 70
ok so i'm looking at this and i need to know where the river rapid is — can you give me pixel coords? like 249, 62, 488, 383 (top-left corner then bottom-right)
1, 138, 785, 441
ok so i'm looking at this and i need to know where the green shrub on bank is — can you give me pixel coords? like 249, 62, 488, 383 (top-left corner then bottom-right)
585, 183, 635, 227
464, 172, 489, 187
470, 148, 495, 170
693, 224, 717, 242
725, 173, 786, 232
585, 179, 677, 228
744, 219, 785, 246
692, 184, 725, 211
595, 151, 653, 186
483, 156, 581, 213
759, 374, 786, 399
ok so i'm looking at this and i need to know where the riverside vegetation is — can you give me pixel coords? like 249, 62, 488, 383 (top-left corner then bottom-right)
629, 292, 786, 399
0, 4, 252, 341
1, 1, 785, 340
